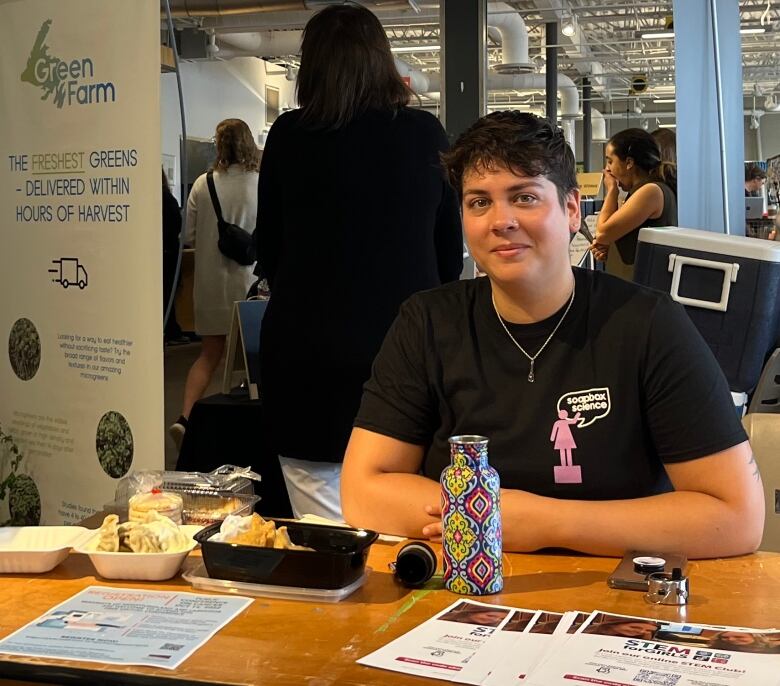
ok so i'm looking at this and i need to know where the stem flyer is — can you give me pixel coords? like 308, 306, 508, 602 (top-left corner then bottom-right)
359, 601, 780, 686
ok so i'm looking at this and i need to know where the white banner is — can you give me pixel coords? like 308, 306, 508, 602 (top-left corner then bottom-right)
0, 0, 163, 524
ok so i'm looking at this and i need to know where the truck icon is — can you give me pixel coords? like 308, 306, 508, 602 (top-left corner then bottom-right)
49, 258, 88, 289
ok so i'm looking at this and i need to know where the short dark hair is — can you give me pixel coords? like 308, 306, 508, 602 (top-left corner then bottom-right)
296, 4, 412, 130
441, 111, 577, 208
745, 163, 766, 182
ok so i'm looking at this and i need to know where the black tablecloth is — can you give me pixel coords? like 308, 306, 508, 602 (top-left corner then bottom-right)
176, 392, 293, 518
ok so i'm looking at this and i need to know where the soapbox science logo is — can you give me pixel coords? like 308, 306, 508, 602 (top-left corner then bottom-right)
549, 387, 612, 485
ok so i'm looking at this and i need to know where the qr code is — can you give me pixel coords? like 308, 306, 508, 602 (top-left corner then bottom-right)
634, 670, 681, 686
159, 643, 184, 651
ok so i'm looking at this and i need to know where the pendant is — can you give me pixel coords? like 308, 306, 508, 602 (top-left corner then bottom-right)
528, 360, 535, 383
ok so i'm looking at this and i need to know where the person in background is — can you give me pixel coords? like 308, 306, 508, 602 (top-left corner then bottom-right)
745, 163, 766, 196
590, 128, 677, 280
340, 112, 763, 559
162, 168, 186, 345
651, 127, 676, 166
255, 4, 463, 520
169, 119, 260, 449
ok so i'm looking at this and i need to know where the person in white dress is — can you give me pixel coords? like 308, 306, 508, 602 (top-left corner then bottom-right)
170, 118, 259, 448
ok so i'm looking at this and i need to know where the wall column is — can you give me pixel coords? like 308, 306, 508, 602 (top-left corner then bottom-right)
674, 0, 744, 234
545, 21, 558, 126
582, 76, 592, 170
440, 0, 487, 142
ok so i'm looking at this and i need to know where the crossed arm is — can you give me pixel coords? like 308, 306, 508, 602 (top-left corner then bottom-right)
341, 428, 764, 559
590, 177, 664, 261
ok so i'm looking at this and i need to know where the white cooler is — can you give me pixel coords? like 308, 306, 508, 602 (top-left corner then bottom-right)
634, 228, 780, 393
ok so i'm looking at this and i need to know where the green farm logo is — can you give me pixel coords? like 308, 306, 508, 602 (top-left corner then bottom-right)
20, 20, 116, 108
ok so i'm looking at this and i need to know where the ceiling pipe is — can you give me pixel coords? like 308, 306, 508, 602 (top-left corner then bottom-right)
163, 0, 418, 17
591, 107, 607, 141
488, 2, 533, 73
165, 0, 304, 16
218, 29, 302, 54
423, 71, 579, 119
217, 2, 532, 69
393, 57, 432, 95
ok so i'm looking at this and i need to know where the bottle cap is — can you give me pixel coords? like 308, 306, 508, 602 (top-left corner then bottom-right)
393, 542, 437, 587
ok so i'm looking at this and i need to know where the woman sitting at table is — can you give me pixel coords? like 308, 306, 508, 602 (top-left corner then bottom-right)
341, 112, 763, 559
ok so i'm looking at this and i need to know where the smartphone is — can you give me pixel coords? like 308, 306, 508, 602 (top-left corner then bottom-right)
607, 550, 687, 591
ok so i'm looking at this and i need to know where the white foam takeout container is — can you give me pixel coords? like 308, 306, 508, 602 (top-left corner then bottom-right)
74, 525, 202, 581
0, 526, 91, 574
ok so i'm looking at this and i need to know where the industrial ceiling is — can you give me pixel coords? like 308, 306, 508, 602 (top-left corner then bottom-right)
169, 1, 780, 118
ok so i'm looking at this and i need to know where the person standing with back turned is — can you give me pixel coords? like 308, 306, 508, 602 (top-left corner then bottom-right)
255, 4, 463, 520
170, 119, 260, 449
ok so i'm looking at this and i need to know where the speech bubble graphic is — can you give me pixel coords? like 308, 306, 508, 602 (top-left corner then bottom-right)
557, 387, 611, 429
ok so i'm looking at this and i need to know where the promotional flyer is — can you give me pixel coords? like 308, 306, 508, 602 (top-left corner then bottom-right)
0, 0, 163, 524
359, 604, 780, 686
0, 586, 252, 670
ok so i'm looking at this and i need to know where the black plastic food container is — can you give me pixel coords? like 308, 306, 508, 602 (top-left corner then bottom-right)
194, 520, 378, 589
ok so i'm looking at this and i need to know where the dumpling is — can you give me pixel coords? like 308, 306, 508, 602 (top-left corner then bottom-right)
96, 514, 119, 552
126, 511, 189, 553
117, 521, 138, 552
127, 524, 164, 553
142, 511, 189, 552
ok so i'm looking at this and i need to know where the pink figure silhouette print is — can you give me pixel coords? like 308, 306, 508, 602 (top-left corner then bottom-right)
550, 409, 582, 484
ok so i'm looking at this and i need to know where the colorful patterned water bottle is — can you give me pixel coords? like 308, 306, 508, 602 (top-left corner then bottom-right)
441, 435, 502, 595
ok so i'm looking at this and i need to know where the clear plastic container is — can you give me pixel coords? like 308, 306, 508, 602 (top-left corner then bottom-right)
182, 562, 369, 602
106, 465, 261, 525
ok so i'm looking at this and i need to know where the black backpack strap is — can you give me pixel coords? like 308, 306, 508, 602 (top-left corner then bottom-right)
205, 171, 224, 223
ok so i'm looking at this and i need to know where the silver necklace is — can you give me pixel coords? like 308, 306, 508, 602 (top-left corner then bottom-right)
491, 283, 576, 383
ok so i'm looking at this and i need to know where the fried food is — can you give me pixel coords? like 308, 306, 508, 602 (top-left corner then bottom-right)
222, 514, 312, 551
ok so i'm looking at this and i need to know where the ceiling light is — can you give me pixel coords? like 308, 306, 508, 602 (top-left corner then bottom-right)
663, 124, 677, 128
641, 31, 675, 39
740, 27, 766, 34
562, 14, 576, 37
653, 98, 676, 104
627, 55, 675, 62
391, 44, 440, 54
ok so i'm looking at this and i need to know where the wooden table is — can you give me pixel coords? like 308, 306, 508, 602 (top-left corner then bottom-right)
0, 542, 778, 685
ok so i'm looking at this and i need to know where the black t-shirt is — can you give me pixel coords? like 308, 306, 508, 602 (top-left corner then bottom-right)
355, 269, 746, 500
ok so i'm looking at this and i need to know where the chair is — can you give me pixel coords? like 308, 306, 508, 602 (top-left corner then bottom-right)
747, 348, 780, 414
742, 413, 780, 552
223, 299, 268, 399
